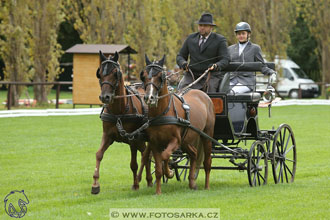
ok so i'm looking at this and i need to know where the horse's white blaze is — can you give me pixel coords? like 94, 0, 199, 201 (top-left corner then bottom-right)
148, 84, 155, 103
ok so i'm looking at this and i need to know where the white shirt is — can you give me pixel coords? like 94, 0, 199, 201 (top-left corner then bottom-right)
199, 33, 211, 46
238, 41, 248, 56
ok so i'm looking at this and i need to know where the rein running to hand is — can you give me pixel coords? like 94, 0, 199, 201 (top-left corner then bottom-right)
109, 55, 222, 100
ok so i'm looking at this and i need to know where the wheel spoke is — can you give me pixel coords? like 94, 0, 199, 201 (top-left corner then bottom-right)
257, 172, 261, 185
280, 162, 284, 183
278, 161, 283, 183
253, 170, 257, 184
276, 142, 281, 158
284, 161, 289, 182
284, 162, 293, 177
258, 172, 266, 182
284, 145, 294, 156
285, 158, 295, 163
284, 133, 291, 153
280, 128, 287, 154
275, 158, 280, 170
256, 146, 261, 164
279, 131, 283, 153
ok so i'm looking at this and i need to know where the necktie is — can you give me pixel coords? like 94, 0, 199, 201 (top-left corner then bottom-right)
200, 37, 206, 52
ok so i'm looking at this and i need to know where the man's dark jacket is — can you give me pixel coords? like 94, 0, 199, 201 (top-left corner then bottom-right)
177, 32, 229, 75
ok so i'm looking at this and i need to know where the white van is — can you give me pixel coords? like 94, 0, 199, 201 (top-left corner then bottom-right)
256, 58, 319, 98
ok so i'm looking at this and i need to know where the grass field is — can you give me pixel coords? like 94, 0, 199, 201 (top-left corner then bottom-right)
0, 105, 329, 219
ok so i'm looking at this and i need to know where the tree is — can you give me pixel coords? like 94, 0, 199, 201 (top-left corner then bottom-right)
287, 15, 320, 81
216, 0, 295, 60
57, 21, 83, 64
28, 0, 64, 104
63, 0, 127, 44
297, 0, 330, 96
0, 0, 31, 107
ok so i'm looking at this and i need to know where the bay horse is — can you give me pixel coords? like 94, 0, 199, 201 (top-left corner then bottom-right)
91, 51, 152, 194
140, 55, 215, 194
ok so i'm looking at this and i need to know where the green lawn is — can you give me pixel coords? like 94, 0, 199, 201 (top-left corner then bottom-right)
0, 106, 329, 219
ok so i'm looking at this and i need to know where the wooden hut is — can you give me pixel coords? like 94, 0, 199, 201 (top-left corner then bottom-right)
66, 44, 137, 106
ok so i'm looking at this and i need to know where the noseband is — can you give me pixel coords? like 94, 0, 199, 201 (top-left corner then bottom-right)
144, 64, 166, 92
99, 60, 122, 92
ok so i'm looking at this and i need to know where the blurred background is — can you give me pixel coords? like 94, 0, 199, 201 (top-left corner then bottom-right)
0, 0, 328, 108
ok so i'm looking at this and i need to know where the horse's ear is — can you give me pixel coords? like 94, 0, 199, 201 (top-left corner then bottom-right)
99, 50, 107, 62
113, 51, 119, 62
96, 67, 100, 78
140, 70, 145, 82
159, 55, 166, 67
145, 54, 151, 65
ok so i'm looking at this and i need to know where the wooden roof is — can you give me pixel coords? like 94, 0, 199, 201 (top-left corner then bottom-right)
66, 44, 137, 54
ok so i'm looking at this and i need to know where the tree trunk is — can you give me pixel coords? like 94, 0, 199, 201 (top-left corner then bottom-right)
8, 85, 19, 107
321, 42, 330, 97
33, 75, 48, 104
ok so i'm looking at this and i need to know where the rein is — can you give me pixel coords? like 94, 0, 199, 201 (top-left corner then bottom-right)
186, 55, 223, 68
177, 69, 210, 95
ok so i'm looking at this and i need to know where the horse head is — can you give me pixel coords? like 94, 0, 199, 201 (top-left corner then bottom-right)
140, 54, 166, 107
97, 50, 122, 104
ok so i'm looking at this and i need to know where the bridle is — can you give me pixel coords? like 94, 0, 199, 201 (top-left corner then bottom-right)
143, 63, 166, 93
99, 59, 122, 93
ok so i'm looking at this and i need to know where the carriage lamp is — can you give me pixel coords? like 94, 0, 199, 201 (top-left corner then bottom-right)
249, 106, 257, 117
263, 85, 276, 103
211, 98, 224, 114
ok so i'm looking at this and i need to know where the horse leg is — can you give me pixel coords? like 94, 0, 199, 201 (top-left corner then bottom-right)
130, 145, 139, 190
92, 133, 113, 194
202, 138, 212, 190
144, 146, 153, 187
161, 138, 179, 179
186, 144, 198, 190
152, 149, 163, 195
137, 143, 153, 187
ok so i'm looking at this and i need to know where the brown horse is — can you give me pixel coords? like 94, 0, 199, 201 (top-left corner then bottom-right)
140, 55, 215, 194
91, 51, 152, 194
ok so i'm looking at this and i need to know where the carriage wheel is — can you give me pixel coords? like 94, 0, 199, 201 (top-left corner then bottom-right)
271, 124, 297, 184
247, 141, 268, 187
170, 152, 190, 181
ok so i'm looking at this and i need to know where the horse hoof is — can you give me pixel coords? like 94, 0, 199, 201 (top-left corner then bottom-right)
168, 170, 174, 179
189, 185, 197, 190
91, 186, 100, 194
132, 185, 139, 191
147, 182, 153, 187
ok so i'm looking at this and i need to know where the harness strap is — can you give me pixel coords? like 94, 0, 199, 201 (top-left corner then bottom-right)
159, 94, 173, 116
100, 111, 145, 123
149, 116, 239, 154
126, 85, 148, 117
174, 93, 191, 142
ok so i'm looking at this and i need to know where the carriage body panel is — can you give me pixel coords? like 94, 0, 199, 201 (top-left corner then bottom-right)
208, 92, 261, 141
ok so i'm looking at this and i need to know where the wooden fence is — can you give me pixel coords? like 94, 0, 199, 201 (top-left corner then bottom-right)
0, 81, 72, 110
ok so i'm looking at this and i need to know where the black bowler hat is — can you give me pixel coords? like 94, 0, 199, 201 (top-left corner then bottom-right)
196, 13, 216, 26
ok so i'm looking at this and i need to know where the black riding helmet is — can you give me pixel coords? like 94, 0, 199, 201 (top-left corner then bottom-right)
234, 22, 251, 33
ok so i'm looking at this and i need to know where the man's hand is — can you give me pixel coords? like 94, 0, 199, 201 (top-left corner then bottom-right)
181, 62, 189, 71
208, 63, 218, 72
269, 72, 277, 84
